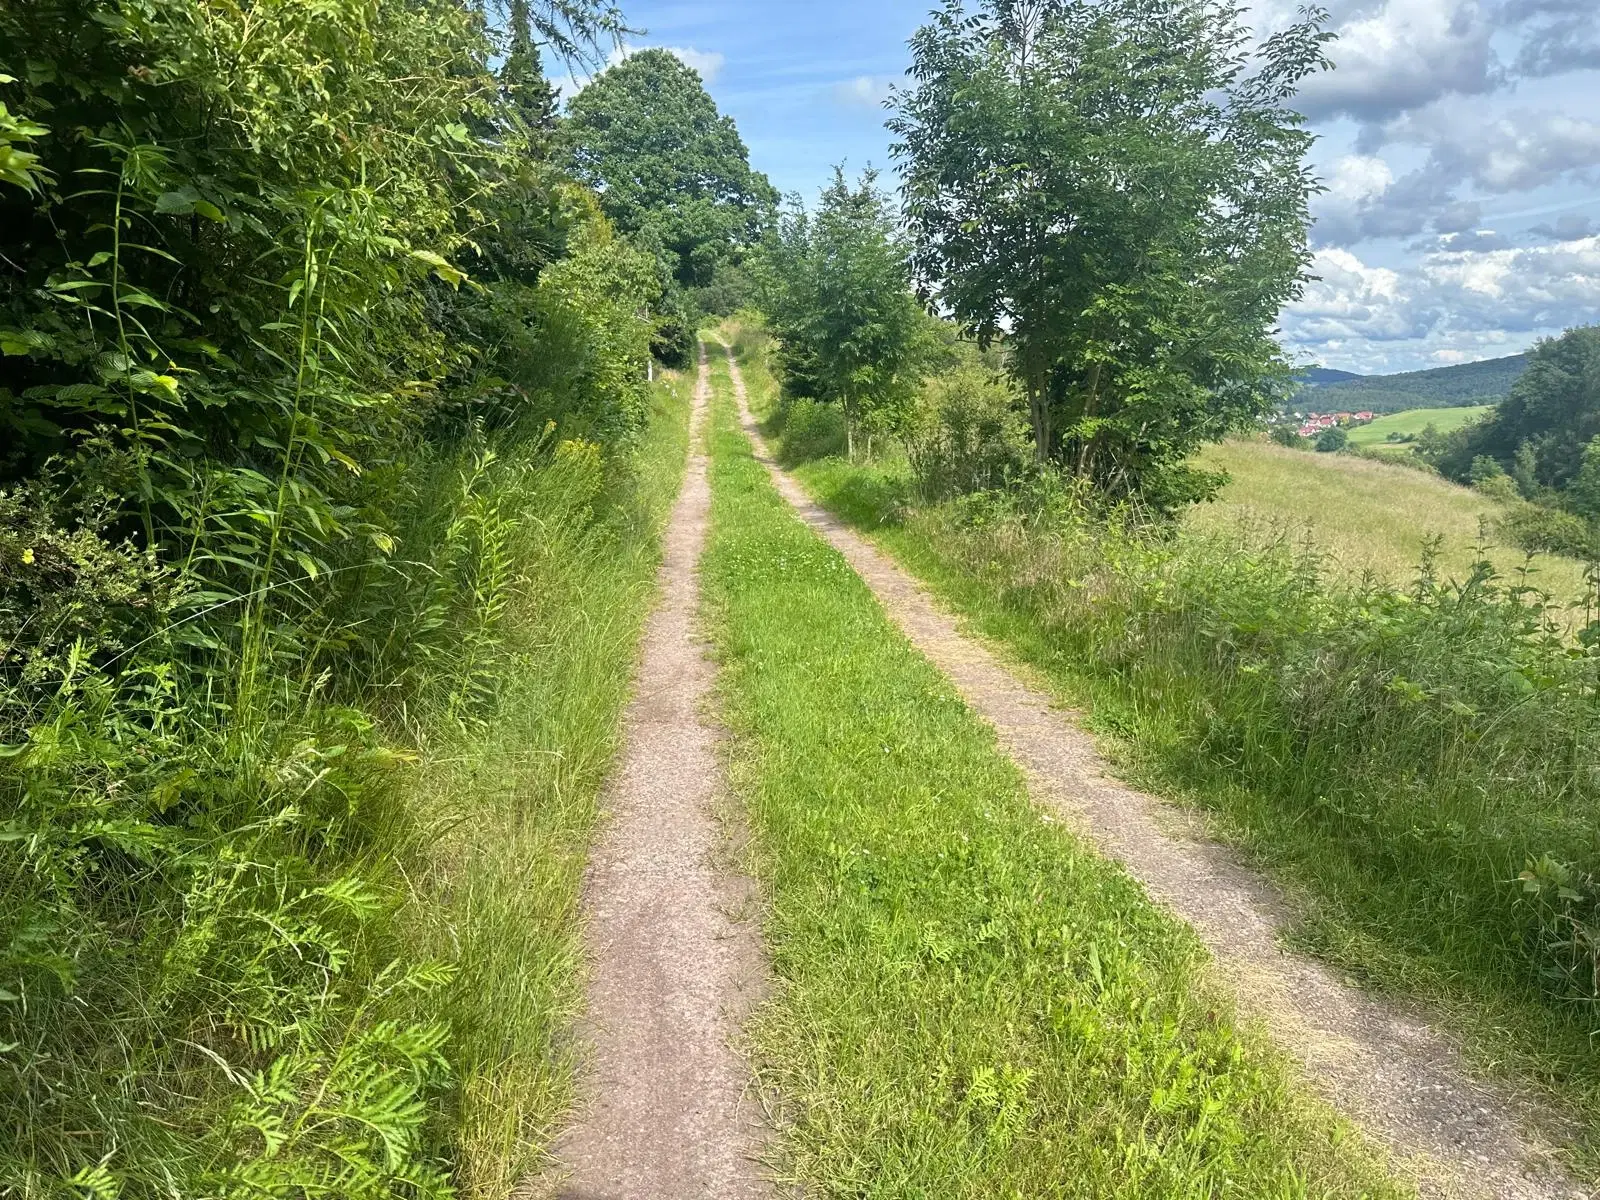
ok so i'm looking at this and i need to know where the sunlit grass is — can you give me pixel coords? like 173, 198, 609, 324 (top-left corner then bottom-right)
1191, 438, 1590, 603
704, 350, 1408, 1198
1344, 407, 1493, 451
399, 374, 693, 1195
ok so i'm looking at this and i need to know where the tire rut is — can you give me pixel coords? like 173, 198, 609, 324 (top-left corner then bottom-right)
532, 345, 770, 1200
720, 341, 1590, 1200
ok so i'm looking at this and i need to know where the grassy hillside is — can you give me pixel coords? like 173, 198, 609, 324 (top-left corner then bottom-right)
1346, 406, 1494, 451
1191, 439, 1590, 602
1297, 354, 1527, 413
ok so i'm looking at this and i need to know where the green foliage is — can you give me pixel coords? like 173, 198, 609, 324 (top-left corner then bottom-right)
892, 0, 1331, 506
758, 169, 926, 460
904, 355, 1032, 500
1496, 501, 1598, 560
0, 0, 662, 1190
1315, 425, 1349, 453
1269, 424, 1308, 449
562, 49, 776, 292
1432, 326, 1600, 504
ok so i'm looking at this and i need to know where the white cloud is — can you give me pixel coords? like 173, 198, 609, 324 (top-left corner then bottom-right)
1283, 236, 1600, 369
1295, 0, 1501, 122
555, 43, 727, 99
831, 75, 894, 109
659, 46, 727, 83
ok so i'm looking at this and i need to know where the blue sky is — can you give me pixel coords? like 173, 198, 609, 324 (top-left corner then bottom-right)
582, 0, 1600, 377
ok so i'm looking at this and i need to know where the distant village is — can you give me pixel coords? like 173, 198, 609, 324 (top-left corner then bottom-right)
1292, 410, 1376, 439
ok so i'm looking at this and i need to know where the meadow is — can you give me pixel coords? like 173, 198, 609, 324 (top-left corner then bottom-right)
1192, 438, 1592, 603
1345, 406, 1494, 451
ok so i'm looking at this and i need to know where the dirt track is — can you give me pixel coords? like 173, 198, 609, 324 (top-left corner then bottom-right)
721, 341, 1588, 1200
540, 346, 769, 1200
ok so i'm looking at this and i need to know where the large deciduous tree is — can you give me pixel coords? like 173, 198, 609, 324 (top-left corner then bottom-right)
891, 0, 1332, 507
562, 48, 776, 291
762, 169, 926, 460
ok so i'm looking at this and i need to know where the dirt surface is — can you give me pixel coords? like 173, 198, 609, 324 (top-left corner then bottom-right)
722, 344, 1591, 1200
537, 347, 770, 1200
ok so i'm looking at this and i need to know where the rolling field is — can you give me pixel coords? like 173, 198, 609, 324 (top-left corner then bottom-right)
1192, 438, 1591, 602
1345, 405, 1493, 452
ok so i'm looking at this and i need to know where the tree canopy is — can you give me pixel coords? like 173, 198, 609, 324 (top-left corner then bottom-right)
760, 169, 928, 460
891, 0, 1332, 507
562, 48, 777, 291
1433, 325, 1600, 501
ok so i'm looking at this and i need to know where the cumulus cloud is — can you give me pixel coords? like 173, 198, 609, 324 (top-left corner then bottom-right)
1310, 107, 1600, 248
1294, 0, 1502, 123
1532, 214, 1597, 241
1283, 236, 1600, 368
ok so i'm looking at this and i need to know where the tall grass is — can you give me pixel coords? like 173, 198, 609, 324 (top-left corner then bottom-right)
703, 351, 1409, 1198
398, 374, 692, 1193
0, 376, 689, 1195
732, 331, 1600, 1175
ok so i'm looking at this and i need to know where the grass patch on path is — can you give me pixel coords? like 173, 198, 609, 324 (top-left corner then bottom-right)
702, 353, 1407, 1198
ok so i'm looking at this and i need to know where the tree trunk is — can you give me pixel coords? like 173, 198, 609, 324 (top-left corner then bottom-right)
1076, 361, 1103, 477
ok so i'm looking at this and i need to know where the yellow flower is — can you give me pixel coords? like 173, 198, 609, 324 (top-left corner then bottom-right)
21, 548, 35, 565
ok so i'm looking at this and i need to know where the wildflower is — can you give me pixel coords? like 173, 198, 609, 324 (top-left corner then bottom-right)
20, 548, 34, 565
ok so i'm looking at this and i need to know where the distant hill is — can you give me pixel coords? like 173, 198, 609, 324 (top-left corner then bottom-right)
1298, 366, 1363, 384
1293, 353, 1528, 413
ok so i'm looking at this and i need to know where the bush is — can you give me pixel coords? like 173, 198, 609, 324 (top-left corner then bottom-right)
1497, 501, 1598, 559
904, 361, 1032, 500
1315, 426, 1349, 453
774, 397, 848, 464
1270, 425, 1308, 449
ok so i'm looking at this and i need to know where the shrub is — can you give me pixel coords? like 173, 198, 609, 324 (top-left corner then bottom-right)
1270, 425, 1308, 449
904, 361, 1032, 500
1497, 501, 1598, 559
1315, 426, 1349, 453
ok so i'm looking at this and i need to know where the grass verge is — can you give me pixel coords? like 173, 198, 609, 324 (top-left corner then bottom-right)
401, 372, 693, 1194
701, 349, 1408, 1198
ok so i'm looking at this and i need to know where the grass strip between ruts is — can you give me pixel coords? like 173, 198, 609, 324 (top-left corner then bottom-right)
700, 349, 1408, 1199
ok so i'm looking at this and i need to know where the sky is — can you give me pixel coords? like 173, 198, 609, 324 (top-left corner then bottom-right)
578, 0, 1600, 377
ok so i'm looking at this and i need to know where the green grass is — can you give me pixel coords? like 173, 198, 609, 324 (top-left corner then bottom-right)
399, 373, 693, 1194
702, 349, 1408, 1198
727, 335, 1600, 1182
1192, 438, 1590, 602
1345, 406, 1493, 450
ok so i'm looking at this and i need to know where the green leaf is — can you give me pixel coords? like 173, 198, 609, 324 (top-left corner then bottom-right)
409, 249, 466, 288
193, 199, 225, 222
155, 186, 201, 215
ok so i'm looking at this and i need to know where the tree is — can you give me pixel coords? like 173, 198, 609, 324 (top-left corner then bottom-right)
1435, 326, 1600, 497
891, 0, 1332, 508
1315, 426, 1348, 453
562, 49, 776, 291
761, 169, 926, 460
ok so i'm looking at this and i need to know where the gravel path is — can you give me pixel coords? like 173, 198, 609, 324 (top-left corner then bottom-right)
722, 342, 1589, 1200
540, 346, 770, 1200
